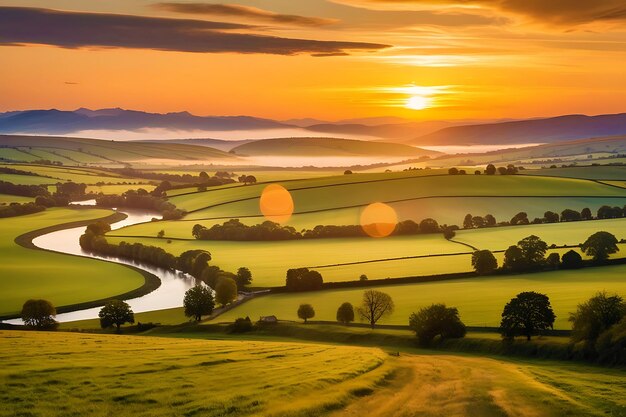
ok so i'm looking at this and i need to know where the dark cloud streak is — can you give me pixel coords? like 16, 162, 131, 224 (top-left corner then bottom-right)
368, 0, 626, 25
0, 7, 388, 55
154, 3, 337, 26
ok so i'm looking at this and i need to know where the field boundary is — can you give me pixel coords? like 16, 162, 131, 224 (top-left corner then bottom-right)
0, 208, 161, 321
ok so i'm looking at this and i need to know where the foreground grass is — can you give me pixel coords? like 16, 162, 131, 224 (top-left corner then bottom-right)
0, 330, 390, 417
0, 208, 145, 317
2, 329, 623, 417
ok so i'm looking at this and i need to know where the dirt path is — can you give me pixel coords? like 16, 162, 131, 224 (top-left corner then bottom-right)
329, 354, 590, 417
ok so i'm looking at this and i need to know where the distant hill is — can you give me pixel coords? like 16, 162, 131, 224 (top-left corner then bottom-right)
0, 108, 290, 135
410, 113, 626, 146
430, 134, 626, 167
230, 137, 439, 157
0, 135, 235, 164
136, 138, 255, 152
304, 121, 457, 140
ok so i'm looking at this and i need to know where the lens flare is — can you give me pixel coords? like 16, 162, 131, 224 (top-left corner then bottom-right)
259, 184, 294, 224
360, 202, 398, 238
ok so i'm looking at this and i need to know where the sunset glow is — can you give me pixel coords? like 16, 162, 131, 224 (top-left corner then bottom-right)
0, 1, 624, 121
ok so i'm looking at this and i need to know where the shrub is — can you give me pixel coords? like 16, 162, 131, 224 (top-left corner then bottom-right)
409, 304, 466, 346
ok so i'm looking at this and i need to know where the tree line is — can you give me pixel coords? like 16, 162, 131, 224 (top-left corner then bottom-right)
471, 231, 620, 276
95, 188, 186, 220
191, 218, 446, 241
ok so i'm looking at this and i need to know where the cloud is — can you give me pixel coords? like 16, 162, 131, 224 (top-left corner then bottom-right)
361, 0, 626, 25
0, 7, 388, 55
154, 3, 337, 26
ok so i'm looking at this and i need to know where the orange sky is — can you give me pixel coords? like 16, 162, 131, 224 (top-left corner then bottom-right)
0, 0, 625, 121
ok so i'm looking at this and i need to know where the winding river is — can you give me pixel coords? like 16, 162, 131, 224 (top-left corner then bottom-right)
8, 200, 200, 324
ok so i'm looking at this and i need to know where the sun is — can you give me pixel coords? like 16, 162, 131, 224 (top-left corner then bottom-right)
406, 95, 430, 110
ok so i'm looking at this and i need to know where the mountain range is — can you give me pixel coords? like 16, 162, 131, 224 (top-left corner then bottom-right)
0, 108, 625, 146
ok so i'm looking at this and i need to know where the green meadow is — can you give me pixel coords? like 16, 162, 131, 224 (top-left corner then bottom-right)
0, 331, 390, 417
3, 330, 622, 417
214, 263, 626, 329
0, 208, 144, 317
455, 217, 626, 250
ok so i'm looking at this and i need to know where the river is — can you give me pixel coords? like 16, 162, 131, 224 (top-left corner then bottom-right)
7, 200, 201, 324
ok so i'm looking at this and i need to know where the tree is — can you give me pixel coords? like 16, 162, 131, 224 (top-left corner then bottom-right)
448, 167, 459, 175
500, 292, 555, 341
244, 175, 257, 185
484, 214, 496, 227
463, 214, 473, 229
21, 299, 57, 330
157, 230, 165, 238
472, 216, 485, 228
183, 285, 215, 321
561, 250, 583, 269
357, 290, 394, 328
409, 304, 466, 346
298, 304, 315, 323
344, 170, 353, 175
99, 300, 134, 333
546, 253, 560, 269
285, 268, 323, 291
359, 274, 368, 281
517, 235, 548, 265
581, 207, 592, 220
510, 212, 529, 225
560, 209, 581, 222
419, 218, 439, 233
471, 250, 498, 275
581, 231, 619, 262
215, 277, 238, 306
503, 245, 525, 271
570, 292, 625, 344
497, 166, 508, 175
485, 164, 496, 175
543, 211, 559, 223
235, 267, 252, 288
336, 302, 355, 324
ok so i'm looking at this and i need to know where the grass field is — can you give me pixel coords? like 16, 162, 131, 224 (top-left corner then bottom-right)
455, 217, 626, 250
0, 163, 152, 186
215, 263, 626, 329
0, 331, 390, 417
2, 330, 623, 417
0, 208, 145, 317
521, 165, 626, 180
0, 194, 34, 204
106, 233, 473, 286
0, 135, 236, 165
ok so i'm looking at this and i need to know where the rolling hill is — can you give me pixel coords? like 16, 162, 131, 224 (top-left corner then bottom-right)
430, 134, 626, 167
229, 137, 439, 157
410, 113, 626, 146
0, 134, 236, 164
0, 108, 289, 135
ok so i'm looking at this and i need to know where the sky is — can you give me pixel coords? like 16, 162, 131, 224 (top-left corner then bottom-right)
0, 0, 625, 121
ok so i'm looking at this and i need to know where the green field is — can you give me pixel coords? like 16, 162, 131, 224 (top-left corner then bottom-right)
110, 172, 626, 238
0, 331, 390, 417
107, 233, 473, 286
215, 264, 626, 329
0, 194, 34, 204
0, 208, 145, 317
2, 330, 623, 417
455, 217, 626, 250
0, 135, 236, 165
0, 163, 152, 186
521, 165, 626, 180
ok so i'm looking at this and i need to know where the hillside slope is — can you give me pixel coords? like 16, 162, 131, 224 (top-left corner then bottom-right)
0, 135, 235, 164
230, 137, 439, 157
411, 113, 626, 146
